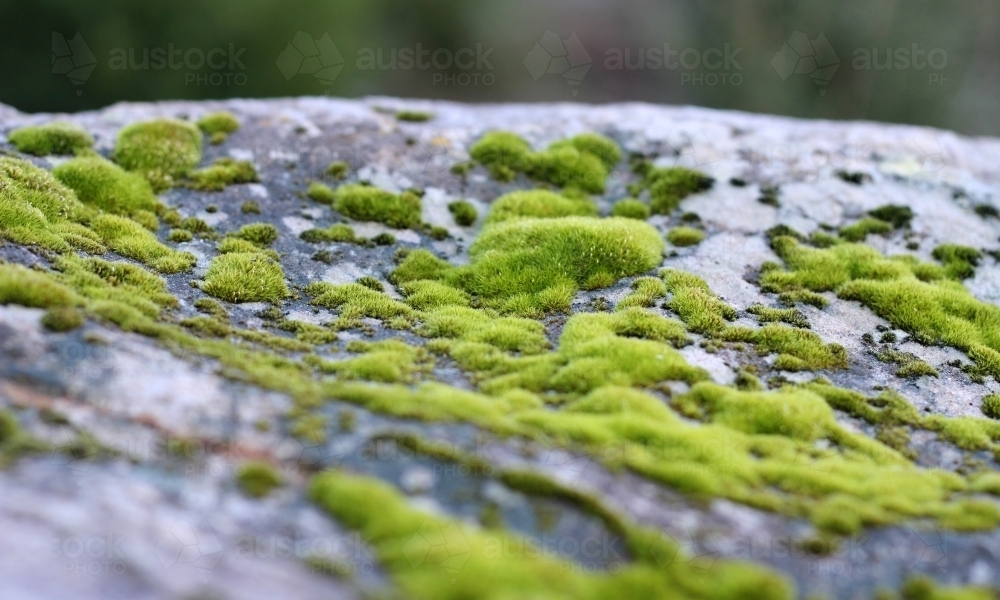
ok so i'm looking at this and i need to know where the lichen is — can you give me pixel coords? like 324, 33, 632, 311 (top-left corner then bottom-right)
332, 184, 421, 229
8, 122, 93, 156
112, 118, 202, 191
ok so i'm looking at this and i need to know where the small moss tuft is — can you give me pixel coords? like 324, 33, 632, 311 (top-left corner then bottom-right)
300, 223, 356, 244
0, 263, 77, 308
202, 252, 289, 303
395, 110, 432, 122
981, 395, 1000, 419
240, 201, 260, 214
325, 161, 349, 180
196, 111, 240, 143
610, 198, 650, 220
485, 190, 596, 224
188, 158, 258, 191
839, 216, 893, 242
52, 155, 159, 217
232, 222, 279, 247
41, 306, 85, 331
236, 460, 282, 497
90, 214, 196, 273
641, 167, 714, 215
112, 118, 202, 191
666, 226, 705, 247
332, 184, 421, 229
306, 181, 336, 204
868, 204, 913, 229
8, 122, 93, 156
932, 244, 981, 280
447, 200, 478, 226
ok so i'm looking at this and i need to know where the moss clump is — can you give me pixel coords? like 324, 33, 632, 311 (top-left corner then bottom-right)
839, 216, 893, 242
447, 200, 477, 226
332, 184, 421, 229
112, 118, 202, 191
41, 306, 85, 331
89, 214, 195, 273
241, 201, 260, 214
390, 249, 453, 284
194, 297, 228, 318
196, 111, 240, 144
167, 228, 193, 243
610, 198, 650, 220
873, 347, 939, 379
666, 226, 705, 247
232, 222, 279, 247
395, 110, 432, 122
932, 244, 980, 280
300, 223, 356, 244
980, 394, 1000, 419
305, 282, 413, 327
638, 167, 714, 215
188, 158, 258, 191
325, 161, 349, 180
202, 252, 289, 303
777, 289, 829, 308
8, 122, 93, 156
617, 276, 667, 310
661, 268, 737, 334
52, 156, 159, 217
470, 131, 620, 194
448, 217, 664, 316
0, 263, 77, 308
747, 304, 809, 328
308, 339, 433, 383
55, 255, 178, 316
236, 460, 282, 497
485, 190, 596, 224
400, 280, 470, 310
868, 204, 913, 229
306, 181, 336, 204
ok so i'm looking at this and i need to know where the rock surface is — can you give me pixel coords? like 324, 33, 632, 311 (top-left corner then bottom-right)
3, 96, 1000, 599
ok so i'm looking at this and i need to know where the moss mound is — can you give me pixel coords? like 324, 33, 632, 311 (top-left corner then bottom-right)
8, 122, 93, 156
112, 118, 202, 191
202, 252, 288, 303
332, 184, 421, 229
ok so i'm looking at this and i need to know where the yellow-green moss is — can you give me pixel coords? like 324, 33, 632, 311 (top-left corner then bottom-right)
332, 184, 421, 229
41, 306, 85, 331
610, 198, 650, 220
306, 181, 336, 204
304, 281, 413, 327
202, 252, 289, 303
447, 200, 477, 226
188, 158, 258, 191
980, 394, 1000, 419
231, 222, 279, 247
300, 223, 356, 244
839, 216, 893, 242
747, 304, 809, 328
390, 249, 453, 284
89, 214, 195, 273
400, 279, 471, 310
8, 122, 93, 156
616, 276, 667, 310
167, 228, 192, 243
635, 167, 713, 215
418, 305, 549, 354
873, 347, 939, 379
112, 119, 202, 191
308, 339, 433, 383
325, 161, 349, 180
485, 190, 596, 224
932, 244, 981, 280
236, 460, 282, 497
666, 226, 705, 247
52, 155, 159, 218
196, 111, 240, 144
0, 263, 78, 308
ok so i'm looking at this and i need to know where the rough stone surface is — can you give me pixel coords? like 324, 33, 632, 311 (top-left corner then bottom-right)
3, 96, 1000, 599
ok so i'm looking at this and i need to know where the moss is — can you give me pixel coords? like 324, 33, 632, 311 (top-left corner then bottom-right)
418, 306, 549, 353
167, 228, 192, 243
868, 204, 913, 229
762, 235, 1000, 380
874, 347, 939, 379
932, 244, 980, 280
305, 281, 413, 326
399, 280, 470, 310
0, 264, 78, 308
981, 394, 1000, 419
188, 158, 258, 191
447, 200, 477, 226
661, 268, 736, 334
839, 216, 893, 242
217, 237, 278, 259
395, 110, 432, 122
485, 190, 596, 224
300, 223, 356, 244
232, 222, 279, 247
236, 460, 282, 497
178, 216, 214, 237
666, 226, 705, 247
390, 249, 454, 284
194, 297, 228, 318
748, 325, 848, 371
617, 276, 667, 310
447, 217, 664, 316
52, 155, 159, 219
306, 181, 336, 204
41, 306, 85, 331
610, 198, 650, 220
202, 252, 289, 303
758, 186, 780, 207
309, 339, 433, 383
277, 319, 338, 344
325, 161, 349, 180
776, 289, 828, 308
196, 111, 240, 143
638, 167, 714, 215
89, 214, 195, 273
899, 576, 994, 600
112, 118, 202, 191
8, 122, 93, 156
552, 132, 622, 170
469, 131, 531, 182
747, 304, 809, 328
241, 201, 260, 214
332, 184, 421, 229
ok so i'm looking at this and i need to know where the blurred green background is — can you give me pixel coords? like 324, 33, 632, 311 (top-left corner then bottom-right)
2, 0, 997, 136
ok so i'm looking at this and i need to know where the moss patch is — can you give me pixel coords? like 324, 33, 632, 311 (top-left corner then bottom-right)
202, 252, 289, 303
89, 214, 195, 273
196, 111, 240, 144
306, 181, 336, 204
666, 226, 705, 247
112, 118, 202, 191
8, 122, 93, 156
236, 460, 282, 497
633, 166, 714, 215
447, 200, 477, 226
52, 155, 159, 218
301, 223, 357, 244
610, 198, 650, 220
188, 158, 258, 191
485, 190, 596, 224
333, 184, 421, 229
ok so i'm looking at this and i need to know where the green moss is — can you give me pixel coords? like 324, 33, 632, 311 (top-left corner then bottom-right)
202, 252, 289, 303
236, 460, 282, 497
332, 184, 421, 229
232, 222, 279, 247
747, 304, 809, 328
981, 394, 1000, 419
306, 181, 336, 204
395, 110, 432, 122
485, 190, 596, 224
390, 249, 454, 284
55, 255, 177, 315
610, 198, 650, 220
762, 235, 1000, 380
188, 158, 258, 191
167, 228, 192, 243
40, 306, 85, 331
304, 281, 413, 327
640, 167, 714, 215
399, 280, 470, 310
194, 297, 228, 318
666, 226, 705, 247
777, 289, 829, 308
300, 223, 356, 244
112, 118, 202, 191
325, 161, 349, 180
551, 132, 622, 170
932, 244, 980, 280
449, 217, 664, 316
868, 204, 913, 229
52, 155, 159, 218
0, 263, 77, 308
89, 214, 195, 273
447, 200, 477, 226
898, 576, 994, 600
8, 122, 93, 156
469, 132, 531, 182
241, 201, 260, 214
525, 144, 607, 194
747, 325, 848, 371
839, 216, 893, 242
874, 347, 939, 379
418, 306, 548, 353
277, 319, 338, 344
196, 111, 240, 143
661, 268, 736, 334
617, 276, 667, 310
217, 237, 278, 258
309, 339, 433, 383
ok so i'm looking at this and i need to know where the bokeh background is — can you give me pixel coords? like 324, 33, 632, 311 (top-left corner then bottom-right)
2, 0, 998, 136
